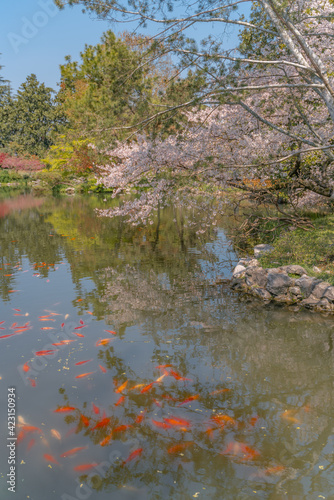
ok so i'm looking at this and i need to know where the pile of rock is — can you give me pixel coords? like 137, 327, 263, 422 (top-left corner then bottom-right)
231, 245, 334, 313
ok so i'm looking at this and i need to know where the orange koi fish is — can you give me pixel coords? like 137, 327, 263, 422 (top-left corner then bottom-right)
91, 418, 111, 431
73, 463, 98, 472
140, 382, 155, 394
122, 448, 143, 466
95, 338, 111, 347
155, 364, 173, 370
249, 416, 259, 427
27, 438, 35, 451
52, 340, 75, 346
40, 327, 55, 330
73, 332, 84, 337
281, 410, 300, 424
210, 388, 230, 395
128, 383, 145, 391
86, 311, 93, 315
115, 381, 128, 393
99, 365, 107, 373
222, 441, 260, 460
21, 425, 43, 434
167, 442, 194, 454
35, 349, 58, 356
113, 424, 132, 434
115, 396, 125, 406
177, 395, 200, 406
163, 416, 191, 428
264, 465, 285, 475
80, 415, 90, 427
75, 360, 92, 366
23, 362, 30, 373
152, 419, 171, 429
135, 412, 146, 424
155, 373, 168, 383
211, 414, 237, 427
60, 446, 88, 458
100, 433, 113, 446
169, 370, 192, 381
92, 403, 100, 415
39, 318, 55, 322
0, 333, 16, 339
104, 330, 117, 335
44, 454, 59, 465
28, 378, 36, 387
75, 372, 94, 379
54, 406, 76, 413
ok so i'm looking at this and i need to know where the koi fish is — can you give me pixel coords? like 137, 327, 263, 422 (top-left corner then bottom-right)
74, 325, 86, 330
0, 333, 16, 339
73, 332, 85, 338
35, 350, 58, 356
155, 373, 168, 383
169, 370, 192, 381
135, 413, 146, 424
141, 382, 155, 394
61, 323, 65, 328
75, 360, 92, 366
44, 454, 59, 465
21, 425, 43, 434
40, 327, 55, 330
155, 364, 173, 370
39, 318, 55, 322
100, 433, 113, 446
60, 446, 88, 458
91, 418, 111, 431
80, 415, 90, 427
79, 320, 85, 325
264, 465, 285, 475
50, 429, 61, 440
152, 419, 171, 429
128, 383, 145, 391
86, 311, 93, 315
222, 441, 260, 460
73, 463, 98, 472
122, 448, 143, 466
95, 338, 111, 346
75, 372, 94, 379
54, 406, 76, 413
113, 424, 132, 434
163, 416, 191, 428
115, 381, 128, 393
115, 396, 125, 406
167, 442, 194, 454
177, 395, 200, 406
0, 321, 5, 325
104, 330, 117, 335
52, 340, 76, 346
27, 438, 35, 451
211, 414, 237, 427
99, 365, 107, 373
28, 378, 36, 387
210, 388, 230, 395
249, 416, 259, 427
92, 403, 100, 415
281, 410, 300, 424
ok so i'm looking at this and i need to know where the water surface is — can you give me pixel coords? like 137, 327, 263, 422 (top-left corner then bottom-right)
0, 193, 333, 500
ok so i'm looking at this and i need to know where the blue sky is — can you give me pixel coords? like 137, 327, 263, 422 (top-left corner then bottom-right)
0, 0, 248, 93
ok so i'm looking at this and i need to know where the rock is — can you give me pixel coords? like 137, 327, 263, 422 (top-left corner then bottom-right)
251, 287, 272, 301
266, 271, 292, 296
65, 187, 75, 195
245, 267, 268, 288
311, 281, 331, 299
323, 286, 334, 302
313, 266, 321, 273
289, 286, 302, 297
272, 293, 292, 304
300, 295, 320, 308
295, 276, 320, 298
281, 265, 307, 276
233, 265, 246, 276
254, 244, 274, 258
315, 298, 333, 312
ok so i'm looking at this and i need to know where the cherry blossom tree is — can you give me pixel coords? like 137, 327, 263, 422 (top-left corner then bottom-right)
55, 0, 334, 221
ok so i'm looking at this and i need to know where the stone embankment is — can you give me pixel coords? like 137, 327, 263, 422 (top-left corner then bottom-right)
231, 245, 334, 313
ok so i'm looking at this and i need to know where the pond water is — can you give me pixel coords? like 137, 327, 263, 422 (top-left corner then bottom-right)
0, 193, 333, 500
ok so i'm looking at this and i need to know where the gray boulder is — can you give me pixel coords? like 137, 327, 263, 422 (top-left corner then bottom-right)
245, 267, 268, 288
254, 244, 274, 258
295, 276, 321, 298
266, 271, 292, 296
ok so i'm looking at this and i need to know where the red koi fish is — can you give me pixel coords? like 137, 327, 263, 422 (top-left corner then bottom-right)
163, 416, 191, 428
113, 424, 132, 434
61, 323, 65, 328
141, 382, 155, 394
75, 372, 94, 379
91, 418, 111, 431
52, 340, 75, 346
115, 396, 125, 406
99, 365, 107, 373
152, 419, 171, 429
75, 360, 92, 366
222, 441, 260, 460
248, 416, 259, 427
211, 414, 237, 427
92, 403, 100, 415
169, 370, 192, 381
100, 433, 113, 446
35, 349, 58, 356
54, 406, 76, 413
44, 454, 59, 465
21, 425, 43, 434
74, 325, 87, 330
80, 415, 90, 427
0, 333, 16, 339
167, 442, 194, 454
135, 412, 146, 424
73, 463, 98, 472
210, 388, 230, 396
155, 364, 173, 370
104, 330, 117, 335
73, 332, 85, 338
0, 320, 5, 325
28, 378, 36, 387
177, 395, 200, 406
27, 438, 35, 451
95, 338, 111, 347
115, 381, 128, 393
122, 448, 143, 466
60, 446, 88, 458
79, 320, 85, 325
